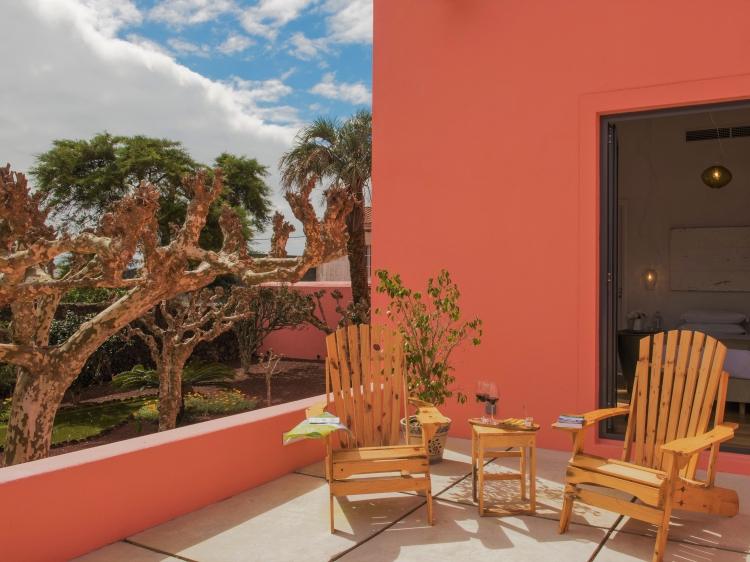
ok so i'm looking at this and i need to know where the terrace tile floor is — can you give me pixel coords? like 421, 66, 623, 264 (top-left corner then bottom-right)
74, 438, 750, 561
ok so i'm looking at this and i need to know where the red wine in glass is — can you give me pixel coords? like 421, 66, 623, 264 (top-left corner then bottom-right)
486, 382, 499, 424
475, 380, 489, 422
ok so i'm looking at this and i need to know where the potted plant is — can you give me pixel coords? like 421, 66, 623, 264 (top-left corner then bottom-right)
628, 310, 648, 331
375, 269, 482, 463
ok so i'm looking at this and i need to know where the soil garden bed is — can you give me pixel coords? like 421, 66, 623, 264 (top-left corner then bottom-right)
0, 358, 325, 466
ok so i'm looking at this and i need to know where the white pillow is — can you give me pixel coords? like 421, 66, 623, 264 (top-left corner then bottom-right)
678, 323, 746, 335
679, 309, 748, 325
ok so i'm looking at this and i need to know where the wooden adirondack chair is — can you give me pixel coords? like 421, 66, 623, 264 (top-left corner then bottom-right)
554, 330, 739, 562
307, 324, 448, 533
306, 324, 448, 533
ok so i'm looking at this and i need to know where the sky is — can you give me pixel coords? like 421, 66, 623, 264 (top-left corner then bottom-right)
0, 0, 372, 253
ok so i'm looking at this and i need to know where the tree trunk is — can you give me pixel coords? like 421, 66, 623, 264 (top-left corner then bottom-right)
266, 373, 272, 406
346, 195, 370, 319
158, 359, 185, 432
2, 366, 69, 466
234, 322, 259, 373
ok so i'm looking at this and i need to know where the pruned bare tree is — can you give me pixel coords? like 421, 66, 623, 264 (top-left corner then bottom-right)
123, 286, 252, 431
258, 349, 283, 407
305, 288, 370, 335
232, 285, 311, 373
268, 211, 295, 258
0, 165, 352, 466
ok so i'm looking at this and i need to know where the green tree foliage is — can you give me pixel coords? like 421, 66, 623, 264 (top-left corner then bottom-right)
214, 152, 272, 230
29, 133, 273, 251
375, 269, 483, 407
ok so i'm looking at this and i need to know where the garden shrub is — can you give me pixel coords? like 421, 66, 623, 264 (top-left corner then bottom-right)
0, 364, 17, 400
133, 390, 256, 421
134, 399, 160, 422
0, 397, 11, 422
185, 389, 257, 416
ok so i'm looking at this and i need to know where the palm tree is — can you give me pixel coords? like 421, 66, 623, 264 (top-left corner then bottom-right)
279, 109, 372, 320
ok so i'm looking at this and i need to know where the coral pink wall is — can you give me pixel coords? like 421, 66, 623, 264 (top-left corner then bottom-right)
0, 397, 327, 562
257, 282, 352, 360
373, 0, 750, 475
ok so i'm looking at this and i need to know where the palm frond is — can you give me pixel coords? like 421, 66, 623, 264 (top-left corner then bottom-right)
182, 359, 235, 389
110, 365, 159, 391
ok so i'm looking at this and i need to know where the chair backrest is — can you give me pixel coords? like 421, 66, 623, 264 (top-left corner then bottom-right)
624, 330, 729, 479
326, 324, 409, 449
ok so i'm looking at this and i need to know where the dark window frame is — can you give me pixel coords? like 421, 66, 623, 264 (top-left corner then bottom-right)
599, 100, 750, 454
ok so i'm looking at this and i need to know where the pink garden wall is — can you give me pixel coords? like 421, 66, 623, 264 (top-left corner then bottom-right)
372, 0, 750, 474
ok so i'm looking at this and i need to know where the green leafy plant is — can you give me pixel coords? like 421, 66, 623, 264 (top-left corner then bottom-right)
375, 269, 482, 407
112, 359, 235, 394
113, 359, 236, 424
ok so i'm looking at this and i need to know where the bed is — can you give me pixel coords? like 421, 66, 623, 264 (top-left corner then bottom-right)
714, 335, 750, 415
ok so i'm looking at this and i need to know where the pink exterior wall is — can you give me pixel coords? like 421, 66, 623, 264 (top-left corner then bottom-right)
373, 0, 750, 475
257, 282, 352, 360
0, 396, 327, 562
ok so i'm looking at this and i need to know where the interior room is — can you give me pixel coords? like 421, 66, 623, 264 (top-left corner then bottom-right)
610, 106, 750, 452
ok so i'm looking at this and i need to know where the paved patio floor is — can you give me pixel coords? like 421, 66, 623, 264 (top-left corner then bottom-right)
75, 438, 750, 561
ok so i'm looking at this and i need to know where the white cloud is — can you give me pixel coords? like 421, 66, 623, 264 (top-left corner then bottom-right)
3, 0, 312, 252
310, 72, 371, 104
126, 34, 173, 56
239, 0, 317, 40
59, 0, 143, 36
167, 37, 211, 56
216, 33, 253, 55
323, 0, 372, 44
288, 32, 328, 60
150, 0, 236, 27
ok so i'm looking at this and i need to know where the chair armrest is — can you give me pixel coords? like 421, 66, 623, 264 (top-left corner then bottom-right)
305, 401, 328, 419
411, 403, 449, 428
551, 407, 629, 432
408, 398, 448, 442
660, 422, 738, 458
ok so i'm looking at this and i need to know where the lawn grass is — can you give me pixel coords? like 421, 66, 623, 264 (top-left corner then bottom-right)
0, 397, 149, 446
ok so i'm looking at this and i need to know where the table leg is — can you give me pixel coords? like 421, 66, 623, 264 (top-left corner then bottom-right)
478, 436, 485, 516
520, 446, 527, 501
530, 442, 536, 514
471, 427, 477, 503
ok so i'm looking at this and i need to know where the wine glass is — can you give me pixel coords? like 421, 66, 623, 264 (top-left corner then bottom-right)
475, 380, 489, 422
486, 382, 499, 425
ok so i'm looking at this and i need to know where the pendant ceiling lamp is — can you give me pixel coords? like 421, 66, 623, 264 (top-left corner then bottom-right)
702, 112, 732, 189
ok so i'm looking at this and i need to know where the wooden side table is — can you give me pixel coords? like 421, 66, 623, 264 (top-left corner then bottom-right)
471, 423, 537, 516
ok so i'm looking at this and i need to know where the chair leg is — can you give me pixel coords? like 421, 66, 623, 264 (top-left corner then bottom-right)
330, 495, 335, 533
426, 490, 434, 525
653, 458, 679, 562
651, 497, 676, 562
558, 483, 576, 534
